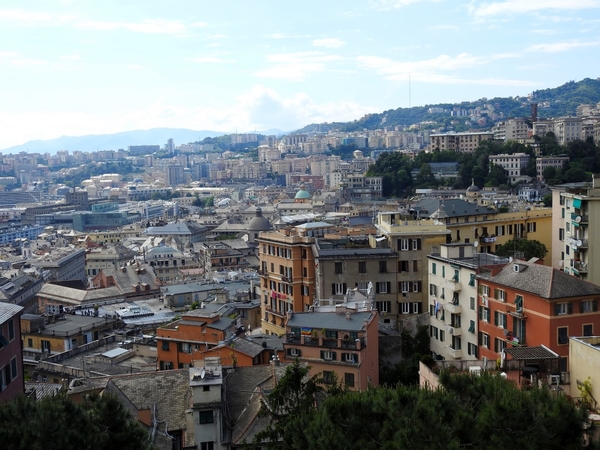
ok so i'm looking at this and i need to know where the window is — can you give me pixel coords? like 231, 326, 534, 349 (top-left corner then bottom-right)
412, 239, 421, 250
201, 443, 214, 450
10, 358, 17, 380
470, 297, 475, 310
321, 350, 336, 361
332, 283, 347, 295
379, 261, 387, 273
335, 262, 343, 274
323, 371, 334, 384
412, 281, 421, 293
452, 270, 459, 283
469, 274, 476, 287
479, 332, 490, 349
583, 324, 593, 336
557, 327, 568, 345
161, 341, 170, 351
400, 303, 411, 314
467, 342, 478, 357
344, 372, 355, 387
399, 281, 410, 293
468, 320, 475, 333
554, 302, 571, 316
399, 260, 409, 272
479, 306, 491, 323
430, 326, 438, 339
451, 336, 461, 350
494, 338, 506, 353
199, 410, 214, 424
302, 285, 309, 296
442, 266, 445, 278
515, 295, 523, 313
358, 261, 366, 274
429, 284, 438, 297
439, 329, 445, 342
343, 353, 358, 363
376, 282, 390, 294
432, 263, 437, 275
580, 300, 597, 313
480, 285, 490, 296
494, 311, 507, 329
400, 239, 409, 251
27, 338, 32, 348
376, 301, 391, 313
8, 320, 14, 341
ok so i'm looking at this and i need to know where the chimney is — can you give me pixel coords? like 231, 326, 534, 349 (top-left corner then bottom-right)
345, 312, 351, 320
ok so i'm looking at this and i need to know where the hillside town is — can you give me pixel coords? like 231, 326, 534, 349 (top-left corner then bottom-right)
2, 103, 600, 448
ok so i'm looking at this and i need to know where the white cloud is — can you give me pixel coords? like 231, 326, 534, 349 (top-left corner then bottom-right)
356, 53, 534, 86
0, 8, 74, 25
470, 0, 600, 18
60, 54, 81, 61
312, 38, 345, 48
188, 57, 234, 64
370, 0, 439, 10
526, 40, 600, 52
77, 19, 200, 34
0, 86, 375, 149
254, 52, 343, 81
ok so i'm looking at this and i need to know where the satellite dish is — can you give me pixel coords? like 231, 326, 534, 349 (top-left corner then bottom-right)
577, 240, 582, 247
200, 369, 206, 379
575, 216, 581, 223
474, 241, 479, 248
503, 329, 509, 336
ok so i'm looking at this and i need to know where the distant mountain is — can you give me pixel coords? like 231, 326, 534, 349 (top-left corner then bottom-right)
2, 128, 227, 154
296, 77, 600, 134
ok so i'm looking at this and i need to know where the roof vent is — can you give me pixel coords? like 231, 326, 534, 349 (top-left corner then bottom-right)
513, 264, 521, 273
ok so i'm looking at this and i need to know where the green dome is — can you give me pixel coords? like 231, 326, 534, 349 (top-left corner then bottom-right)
295, 189, 311, 199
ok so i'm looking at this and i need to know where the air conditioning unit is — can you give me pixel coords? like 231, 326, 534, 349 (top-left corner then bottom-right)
446, 326, 454, 335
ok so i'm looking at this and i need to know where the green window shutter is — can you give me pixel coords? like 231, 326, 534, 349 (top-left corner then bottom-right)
554, 304, 560, 316
468, 320, 475, 333
478, 306, 483, 320
332, 352, 336, 361
568, 303, 573, 314
494, 312, 498, 326
320, 350, 324, 359
593, 300, 598, 312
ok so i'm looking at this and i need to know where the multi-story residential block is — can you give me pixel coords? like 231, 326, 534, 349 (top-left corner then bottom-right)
143, 245, 198, 284
532, 119, 555, 138
429, 132, 494, 153
166, 164, 185, 186
376, 213, 449, 321
552, 177, 600, 285
0, 303, 24, 401
492, 118, 530, 141
0, 225, 44, 245
427, 244, 509, 361
156, 309, 236, 370
33, 247, 87, 284
536, 156, 569, 181
21, 313, 119, 357
476, 258, 600, 371
554, 117, 583, 146
0, 274, 44, 313
85, 245, 137, 277
143, 221, 208, 245
312, 235, 399, 328
488, 153, 530, 184
282, 305, 379, 390
257, 225, 319, 336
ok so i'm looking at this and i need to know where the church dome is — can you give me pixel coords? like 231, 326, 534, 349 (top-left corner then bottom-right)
294, 183, 311, 200
466, 179, 481, 194
248, 206, 271, 231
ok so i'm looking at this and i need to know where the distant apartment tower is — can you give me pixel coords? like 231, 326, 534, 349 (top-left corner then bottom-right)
166, 164, 185, 187
536, 156, 569, 181
429, 132, 494, 153
128, 145, 160, 156
167, 138, 175, 154
488, 153, 530, 184
65, 190, 89, 209
492, 118, 530, 141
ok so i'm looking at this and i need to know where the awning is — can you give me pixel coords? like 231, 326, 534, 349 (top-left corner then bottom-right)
503, 345, 560, 361
573, 198, 582, 209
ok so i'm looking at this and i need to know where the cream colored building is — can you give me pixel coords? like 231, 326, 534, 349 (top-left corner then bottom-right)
536, 156, 569, 181
429, 132, 494, 153
488, 153, 530, 184
568, 336, 600, 402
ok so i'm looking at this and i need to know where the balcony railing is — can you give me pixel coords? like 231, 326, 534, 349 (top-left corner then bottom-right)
265, 306, 286, 318
446, 325, 461, 336
446, 280, 461, 291
571, 260, 588, 273
448, 348, 462, 359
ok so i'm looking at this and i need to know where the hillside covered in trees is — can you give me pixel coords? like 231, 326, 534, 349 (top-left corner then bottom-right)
297, 78, 600, 134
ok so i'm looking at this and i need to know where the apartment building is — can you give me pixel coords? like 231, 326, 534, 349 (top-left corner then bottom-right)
536, 156, 569, 181
551, 177, 600, 285
476, 259, 600, 370
0, 303, 24, 402
157, 309, 237, 370
144, 245, 198, 284
376, 213, 449, 320
34, 247, 87, 284
428, 244, 509, 361
257, 225, 319, 336
492, 118, 530, 141
282, 306, 379, 390
488, 153, 530, 184
429, 132, 494, 153
554, 117, 583, 146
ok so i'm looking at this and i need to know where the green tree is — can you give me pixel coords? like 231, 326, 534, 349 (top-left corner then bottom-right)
0, 393, 153, 450
495, 238, 548, 260
486, 163, 508, 187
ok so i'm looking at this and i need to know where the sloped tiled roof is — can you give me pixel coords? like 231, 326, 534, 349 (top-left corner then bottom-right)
481, 259, 600, 299
0, 302, 23, 324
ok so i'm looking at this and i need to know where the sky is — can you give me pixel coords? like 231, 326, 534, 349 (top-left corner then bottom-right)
1, 0, 600, 150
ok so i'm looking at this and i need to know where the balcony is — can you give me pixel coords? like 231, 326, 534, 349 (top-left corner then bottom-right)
281, 275, 292, 283
571, 260, 588, 274
446, 325, 461, 336
446, 280, 461, 292
265, 306, 286, 318
444, 303, 461, 314
480, 236, 496, 243
571, 213, 588, 224
448, 348, 463, 359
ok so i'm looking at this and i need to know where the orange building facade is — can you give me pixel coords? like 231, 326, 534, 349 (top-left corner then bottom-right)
477, 259, 600, 371
282, 308, 379, 390
157, 309, 236, 370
